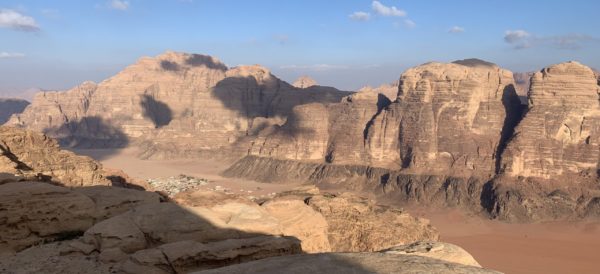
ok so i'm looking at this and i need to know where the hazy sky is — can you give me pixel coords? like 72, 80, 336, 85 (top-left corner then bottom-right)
1, 0, 599, 98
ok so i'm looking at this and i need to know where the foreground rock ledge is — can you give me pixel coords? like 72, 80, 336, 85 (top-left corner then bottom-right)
192, 252, 500, 274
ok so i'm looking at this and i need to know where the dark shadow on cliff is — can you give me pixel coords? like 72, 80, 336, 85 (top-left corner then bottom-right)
211, 76, 349, 141
140, 95, 173, 128
42, 116, 129, 161
0, 145, 33, 171
363, 93, 392, 141
211, 76, 348, 121
494, 84, 526, 174
186, 54, 228, 71
160, 60, 181, 72
0, 98, 30, 125
0, 179, 310, 273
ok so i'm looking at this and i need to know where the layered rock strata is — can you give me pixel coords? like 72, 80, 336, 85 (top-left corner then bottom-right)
500, 62, 600, 179
365, 60, 522, 176
8, 52, 349, 159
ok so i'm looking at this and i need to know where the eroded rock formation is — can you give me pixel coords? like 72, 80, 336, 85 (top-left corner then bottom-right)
500, 62, 600, 179
0, 126, 109, 186
366, 60, 522, 176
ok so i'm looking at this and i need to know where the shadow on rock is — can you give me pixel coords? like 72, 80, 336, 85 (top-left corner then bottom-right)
0, 99, 29, 125
186, 54, 228, 71
0, 181, 303, 273
43, 116, 129, 149
140, 95, 173, 129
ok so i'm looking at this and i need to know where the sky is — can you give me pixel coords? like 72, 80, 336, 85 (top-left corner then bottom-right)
1, 0, 599, 98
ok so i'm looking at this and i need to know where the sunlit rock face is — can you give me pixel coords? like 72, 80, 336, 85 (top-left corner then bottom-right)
0, 126, 110, 186
365, 59, 522, 176
245, 86, 393, 164
8, 52, 348, 159
501, 62, 600, 179
245, 59, 523, 175
292, 76, 317, 89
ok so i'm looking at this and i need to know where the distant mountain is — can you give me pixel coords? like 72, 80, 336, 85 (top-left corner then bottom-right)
0, 98, 29, 124
8, 51, 350, 158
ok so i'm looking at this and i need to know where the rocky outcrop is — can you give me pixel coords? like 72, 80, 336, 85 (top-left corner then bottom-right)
0, 182, 442, 273
0, 126, 109, 186
500, 62, 600, 179
357, 82, 399, 101
8, 52, 349, 159
192, 250, 498, 274
0, 182, 160, 254
381, 241, 481, 267
272, 187, 439, 252
0, 98, 29, 124
292, 76, 317, 88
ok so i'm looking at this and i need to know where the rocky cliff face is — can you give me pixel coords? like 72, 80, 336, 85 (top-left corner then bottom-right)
224, 60, 600, 222
246, 89, 391, 164
501, 62, 600, 179
0, 98, 29, 124
368, 60, 522, 176
247, 59, 523, 177
0, 126, 109, 186
8, 52, 349, 159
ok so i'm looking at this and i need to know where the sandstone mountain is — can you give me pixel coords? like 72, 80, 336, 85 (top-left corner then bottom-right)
292, 75, 317, 88
8, 51, 349, 159
0, 98, 29, 124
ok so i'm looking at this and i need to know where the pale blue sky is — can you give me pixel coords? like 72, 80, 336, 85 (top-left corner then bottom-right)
1, 0, 599, 97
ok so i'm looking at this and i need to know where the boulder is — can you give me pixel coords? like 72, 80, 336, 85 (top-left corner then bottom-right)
272, 187, 439, 252
261, 199, 330, 252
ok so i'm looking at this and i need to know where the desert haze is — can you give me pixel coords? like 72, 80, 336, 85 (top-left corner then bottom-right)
1, 1, 600, 274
